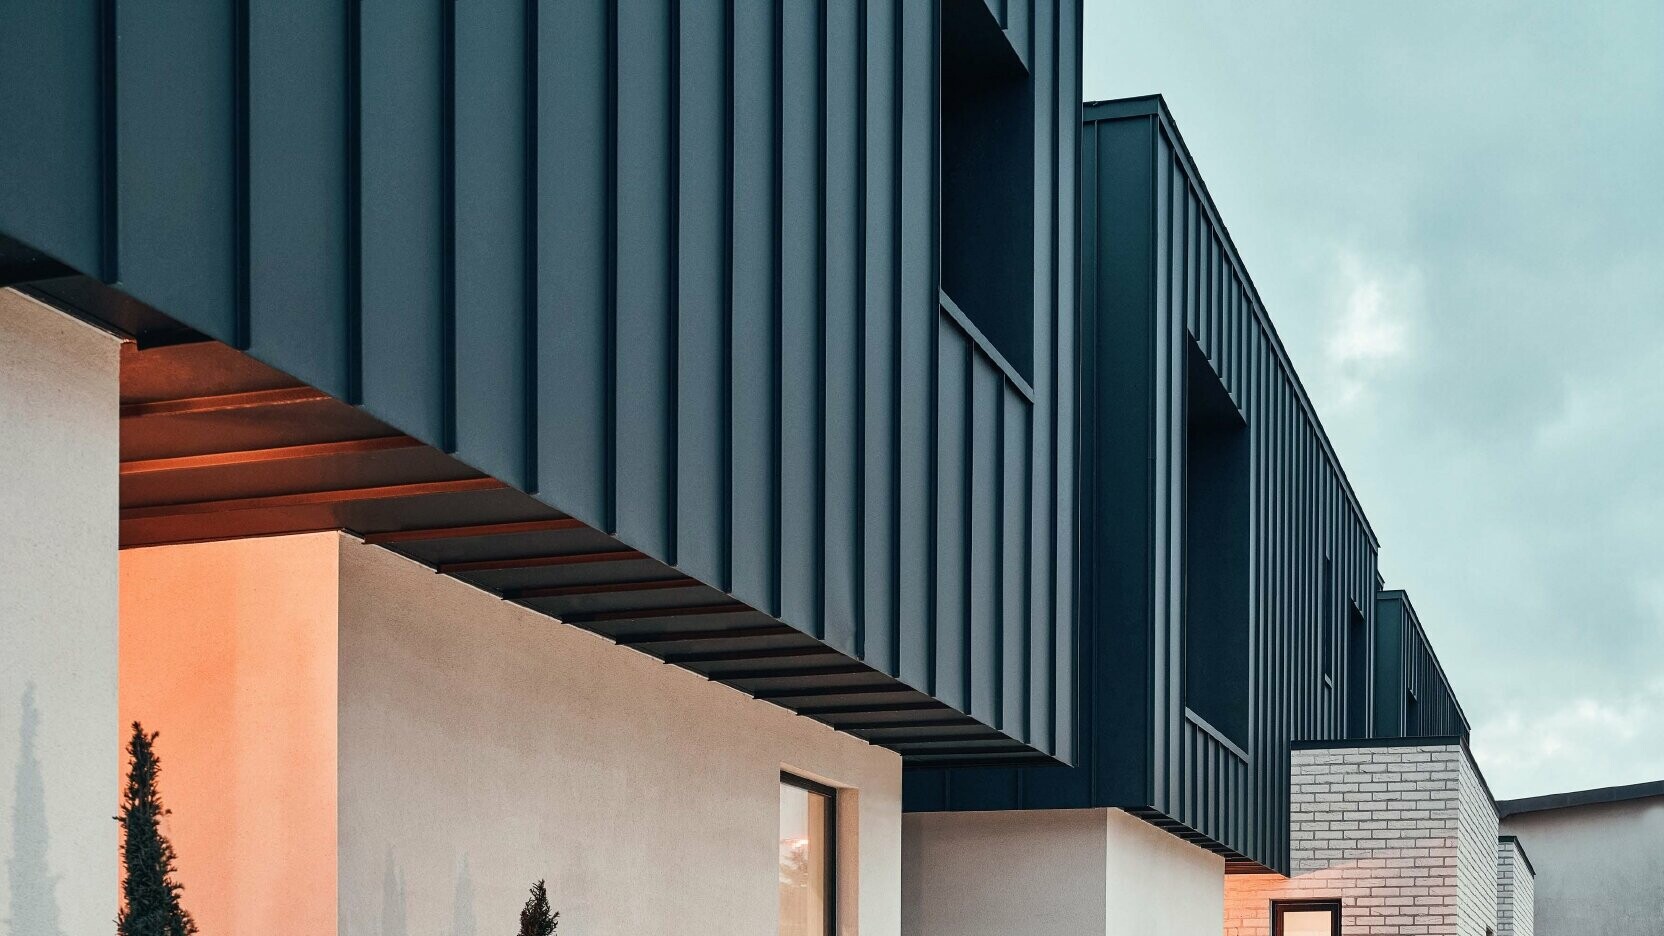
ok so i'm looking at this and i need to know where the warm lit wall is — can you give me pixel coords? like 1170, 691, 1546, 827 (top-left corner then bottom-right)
1501, 797, 1664, 936
0, 288, 121, 935
336, 536, 902, 936
118, 533, 340, 935
902, 807, 1225, 936
1223, 743, 1498, 936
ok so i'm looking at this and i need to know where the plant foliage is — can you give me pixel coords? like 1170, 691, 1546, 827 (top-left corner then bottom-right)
115, 723, 197, 936
516, 878, 558, 936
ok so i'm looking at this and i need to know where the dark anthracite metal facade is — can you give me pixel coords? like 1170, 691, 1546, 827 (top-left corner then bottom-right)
1373, 590, 1470, 740
907, 96, 1385, 874
0, 0, 1080, 765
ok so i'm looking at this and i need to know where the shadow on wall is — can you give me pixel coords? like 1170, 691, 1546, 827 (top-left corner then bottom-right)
382, 850, 407, 936
8, 684, 65, 936
451, 857, 474, 936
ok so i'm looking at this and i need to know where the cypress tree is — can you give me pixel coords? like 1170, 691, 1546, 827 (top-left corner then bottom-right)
115, 723, 196, 936
516, 879, 558, 936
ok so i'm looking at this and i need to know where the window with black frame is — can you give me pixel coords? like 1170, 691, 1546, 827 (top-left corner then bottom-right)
1273, 899, 1342, 936
778, 773, 836, 936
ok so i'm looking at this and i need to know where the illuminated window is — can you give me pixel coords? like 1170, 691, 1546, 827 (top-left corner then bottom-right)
1273, 899, 1341, 936
779, 773, 835, 936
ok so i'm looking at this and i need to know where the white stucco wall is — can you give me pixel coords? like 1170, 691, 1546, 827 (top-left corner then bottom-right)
338, 536, 902, 936
902, 807, 1224, 936
0, 289, 121, 935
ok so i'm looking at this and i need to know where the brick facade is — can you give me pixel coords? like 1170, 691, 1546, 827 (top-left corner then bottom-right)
1223, 742, 1500, 936
1495, 839, 1534, 936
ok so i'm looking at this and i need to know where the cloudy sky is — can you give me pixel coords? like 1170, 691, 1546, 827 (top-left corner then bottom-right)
1083, 0, 1664, 799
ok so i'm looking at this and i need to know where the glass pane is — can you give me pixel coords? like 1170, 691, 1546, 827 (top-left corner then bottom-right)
1282, 909, 1335, 936
779, 782, 831, 936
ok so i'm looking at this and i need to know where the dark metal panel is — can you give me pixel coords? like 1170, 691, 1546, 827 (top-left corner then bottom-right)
10, 0, 1080, 767
536, 0, 610, 530
727, 0, 781, 615
1001, 390, 1030, 738
246, 0, 349, 398
0, 0, 103, 277
613, 0, 676, 561
860, 0, 901, 677
822, 0, 864, 659
969, 357, 1002, 726
894, 0, 937, 693
674, 0, 731, 590
1051, 0, 1081, 767
358, 0, 445, 442
115, 0, 238, 343
778, 0, 824, 633
453, 0, 533, 489
933, 326, 970, 710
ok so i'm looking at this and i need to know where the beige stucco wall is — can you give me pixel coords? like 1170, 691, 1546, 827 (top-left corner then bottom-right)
1501, 797, 1664, 936
902, 807, 1224, 936
338, 535, 902, 936
119, 534, 341, 936
0, 289, 121, 935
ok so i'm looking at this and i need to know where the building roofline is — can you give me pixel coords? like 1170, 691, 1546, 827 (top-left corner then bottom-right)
1082, 93, 1379, 549
1290, 735, 1499, 812
1376, 589, 1474, 735
1497, 778, 1664, 818
1498, 835, 1537, 878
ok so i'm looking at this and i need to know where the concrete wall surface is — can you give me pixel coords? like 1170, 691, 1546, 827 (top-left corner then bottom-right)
1496, 838, 1534, 936
338, 536, 902, 936
119, 534, 341, 935
902, 807, 1224, 936
1224, 743, 1495, 936
1501, 797, 1664, 936
0, 289, 120, 935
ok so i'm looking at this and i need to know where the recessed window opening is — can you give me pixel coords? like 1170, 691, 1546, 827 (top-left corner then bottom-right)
1273, 899, 1342, 936
1346, 603, 1369, 737
779, 772, 836, 936
1182, 343, 1250, 748
1322, 557, 1335, 686
940, 0, 1034, 380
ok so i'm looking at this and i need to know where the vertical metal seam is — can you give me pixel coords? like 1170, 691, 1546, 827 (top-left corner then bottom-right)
888, 0, 903, 677
97, 0, 118, 283
853, 0, 868, 661
1072, 0, 1085, 768
520, 0, 539, 493
770, 0, 784, 617
440, 0, 458, 453
815, 0, 828, 640
344, 0, 364, 404
721, 0, 735, 592
925, 0, 940, 698
994, 374, 1005, 730
960, 340, 972, 710
603, 0, 619, 532
233, 0, 251, 349
1045, 0, 1061, 756
667, 0, 682, 562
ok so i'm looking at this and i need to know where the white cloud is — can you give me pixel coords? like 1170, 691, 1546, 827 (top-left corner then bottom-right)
1322, 251, 1416, 407
1470, 679, 1664, 799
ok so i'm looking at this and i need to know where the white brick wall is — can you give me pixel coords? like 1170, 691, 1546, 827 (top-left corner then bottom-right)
1223, 742, 1501, 936
1495, 839, 1534, 936
1457, 753, 1500, 935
